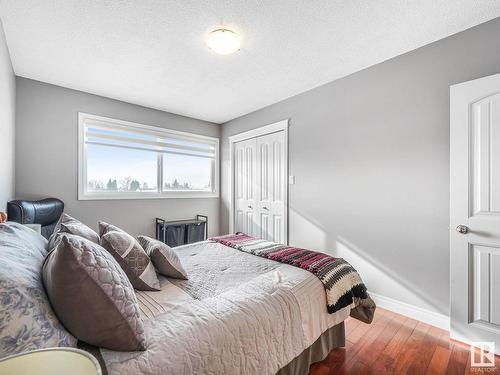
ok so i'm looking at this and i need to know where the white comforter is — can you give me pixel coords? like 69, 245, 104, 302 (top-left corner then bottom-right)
100, 241, 354, 375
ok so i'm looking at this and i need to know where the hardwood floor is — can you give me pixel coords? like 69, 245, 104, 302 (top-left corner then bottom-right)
309, 307, 500, 375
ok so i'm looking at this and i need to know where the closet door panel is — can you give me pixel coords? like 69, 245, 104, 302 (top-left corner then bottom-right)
256, 132, 286, 242
234, 138, 257, 236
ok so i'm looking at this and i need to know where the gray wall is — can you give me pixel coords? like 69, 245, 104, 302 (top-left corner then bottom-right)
16, 78, 220, 237
0, 19, 15, 211
221, 18, 500, 316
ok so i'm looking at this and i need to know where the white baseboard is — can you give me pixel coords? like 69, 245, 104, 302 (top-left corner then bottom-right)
369, 291, 450, 331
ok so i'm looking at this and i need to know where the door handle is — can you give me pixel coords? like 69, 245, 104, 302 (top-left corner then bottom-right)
456, 225, 469, 234
263, 206, 269, 210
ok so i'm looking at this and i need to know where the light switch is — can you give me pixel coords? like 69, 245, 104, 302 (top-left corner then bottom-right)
289, 175, 296, 185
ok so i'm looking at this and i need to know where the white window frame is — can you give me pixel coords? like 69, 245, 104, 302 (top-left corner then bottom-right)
78, 112, 219, 200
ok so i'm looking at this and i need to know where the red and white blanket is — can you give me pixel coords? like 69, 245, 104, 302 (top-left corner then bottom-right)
209, 233, 370, 314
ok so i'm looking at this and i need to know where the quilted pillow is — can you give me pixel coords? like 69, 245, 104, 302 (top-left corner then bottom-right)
48, 213, 99, 249
42, 234, 146, 351
99, 223, 160, 291
0, 222, 76, 357
138, 236, 188, 279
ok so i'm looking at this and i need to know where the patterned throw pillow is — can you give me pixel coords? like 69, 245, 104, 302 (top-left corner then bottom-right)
0, 222, 77, 357
98, 221, 123, 237
43, 234, 146, 351
99, 222, 160, 291
137, 236, 188, 279
48, 213, 99, 249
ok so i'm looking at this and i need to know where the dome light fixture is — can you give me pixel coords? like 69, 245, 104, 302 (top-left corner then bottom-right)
206, 28, 241, 55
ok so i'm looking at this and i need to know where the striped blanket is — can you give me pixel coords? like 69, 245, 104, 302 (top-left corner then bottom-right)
209, 233, 369, 314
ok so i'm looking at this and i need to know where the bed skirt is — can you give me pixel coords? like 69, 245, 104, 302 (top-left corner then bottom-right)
276, 321, 345, 375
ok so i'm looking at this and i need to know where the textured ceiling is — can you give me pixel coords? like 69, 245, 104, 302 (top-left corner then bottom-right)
1, 1, 499, 123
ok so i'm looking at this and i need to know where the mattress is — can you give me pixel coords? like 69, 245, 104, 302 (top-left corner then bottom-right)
98, 240, 374, 375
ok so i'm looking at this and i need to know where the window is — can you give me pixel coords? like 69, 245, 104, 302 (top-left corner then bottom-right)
78, 113, 219, 199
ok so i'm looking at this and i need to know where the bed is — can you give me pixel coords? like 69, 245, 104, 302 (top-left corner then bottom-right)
1, 199, 375, 375
92, 240, 373, 375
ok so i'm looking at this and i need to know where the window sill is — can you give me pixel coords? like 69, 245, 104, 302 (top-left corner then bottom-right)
78, 192, 219, 200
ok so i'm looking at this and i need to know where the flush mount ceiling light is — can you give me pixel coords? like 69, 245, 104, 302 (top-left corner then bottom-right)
206, 28, 242, 55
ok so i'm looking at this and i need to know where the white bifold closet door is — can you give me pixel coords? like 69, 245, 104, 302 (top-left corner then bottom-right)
234, 131, 286, 243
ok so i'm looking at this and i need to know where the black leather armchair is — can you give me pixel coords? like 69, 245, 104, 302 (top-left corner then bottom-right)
7, 198, 64, 239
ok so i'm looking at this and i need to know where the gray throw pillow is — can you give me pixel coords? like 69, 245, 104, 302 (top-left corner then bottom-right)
137, 236, 188, 280
100, 225, 160, 291
48, 213, 99, 249
42, 234, 146, 352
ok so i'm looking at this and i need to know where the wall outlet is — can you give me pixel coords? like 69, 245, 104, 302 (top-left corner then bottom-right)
289, 175, 296, 185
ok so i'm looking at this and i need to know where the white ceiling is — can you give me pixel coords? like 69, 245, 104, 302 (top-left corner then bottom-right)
1, 1, 499, 124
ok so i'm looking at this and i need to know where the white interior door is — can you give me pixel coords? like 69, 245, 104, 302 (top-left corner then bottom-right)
233, 130, 286, 243
451, 72, 500, 353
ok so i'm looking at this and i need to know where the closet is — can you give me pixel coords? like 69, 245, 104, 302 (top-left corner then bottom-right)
233, 128, 287, 244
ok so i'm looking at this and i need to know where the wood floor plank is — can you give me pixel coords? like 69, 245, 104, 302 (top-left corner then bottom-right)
348, 320, 374, 344
379, 316, 419, 359
369, 317, 419, 374
356, 314, 407, 366
346, 360, 370, 375
320, 343, 351, 369
436, 328, 452, 351
406, 326, 443, 375
425, 346, 452, 375
444, 341, 468, 375
345, 317, 362, 336
348, 308, 385, 343
307, 363, 332, 375
391, 321, 432, 375
335, 312, 393, 374
464, 350, 472, 375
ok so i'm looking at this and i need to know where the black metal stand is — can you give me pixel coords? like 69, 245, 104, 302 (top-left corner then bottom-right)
155, 215, 208, 247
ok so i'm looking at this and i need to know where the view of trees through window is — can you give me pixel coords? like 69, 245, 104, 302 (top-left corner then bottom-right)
85, 144, 213, 193
87, 177, 155, 192
162, 153, 212, 191
86, 144, 158, 193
